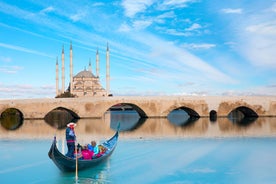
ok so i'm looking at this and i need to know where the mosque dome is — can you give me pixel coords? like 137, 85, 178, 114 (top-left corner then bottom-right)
74, 70, 96, 78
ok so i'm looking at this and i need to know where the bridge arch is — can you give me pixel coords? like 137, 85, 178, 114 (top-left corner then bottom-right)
107, 103, 148, 118
228, 106, 258, 124
105, 103, 147, 131
0, 108, 24, 130
44, 107, 80, 129
166, 106, 200, 118
228, 106, 258, 118
167, 106, 200, 126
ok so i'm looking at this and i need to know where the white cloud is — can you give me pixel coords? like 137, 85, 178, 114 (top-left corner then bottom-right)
133, 20, 152, 30
0, 66, 23, 74
70, 11, 87, 22
182, 43, 216, 49
40, 6, 54, 14
221, 8, 243, 14
185, 23, 202, 31
121, 0, 154, 18
240, 36, 276, 67
165, 28, 192, 36
130, 32, 236, 84
118, 23, 131, 32
157, 0, 195, 10
0, 56, 12, 62
271, 2, 276, 13
0, 84, 55, 99
0, 42, 54, 58
239, 21, 276, 67
92, 2, 105, 7
246, 22, 276, 35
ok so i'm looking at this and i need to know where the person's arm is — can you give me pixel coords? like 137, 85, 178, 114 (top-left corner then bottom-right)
94, 145, 99, 154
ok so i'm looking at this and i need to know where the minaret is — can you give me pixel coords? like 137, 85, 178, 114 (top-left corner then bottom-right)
61, 45, 65, 93
55, 57, 59, 96
70, 42, 73, 93
88, 58, 92, 72
106, 43, 110, 96
96, 48, 99, 78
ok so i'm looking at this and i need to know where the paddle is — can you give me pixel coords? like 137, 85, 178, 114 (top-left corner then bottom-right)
75, 141, 78, 182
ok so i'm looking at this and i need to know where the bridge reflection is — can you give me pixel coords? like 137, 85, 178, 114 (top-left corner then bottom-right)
1, 115, 276, 140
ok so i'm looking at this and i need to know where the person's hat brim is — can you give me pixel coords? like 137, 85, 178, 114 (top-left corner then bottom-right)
67, 122, 77, 127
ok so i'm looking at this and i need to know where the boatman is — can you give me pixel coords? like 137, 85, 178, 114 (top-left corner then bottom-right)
65, 122, 76, 158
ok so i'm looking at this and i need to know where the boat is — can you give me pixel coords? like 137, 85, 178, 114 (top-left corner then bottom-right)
48, 130, 119, 172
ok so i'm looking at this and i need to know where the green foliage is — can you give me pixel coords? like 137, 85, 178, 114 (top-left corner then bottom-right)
55, 92, 76, 98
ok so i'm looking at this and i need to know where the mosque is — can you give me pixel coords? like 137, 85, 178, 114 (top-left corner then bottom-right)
55, 43, 110, 97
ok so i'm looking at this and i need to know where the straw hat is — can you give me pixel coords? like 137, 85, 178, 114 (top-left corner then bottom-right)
67, 122, 77, 128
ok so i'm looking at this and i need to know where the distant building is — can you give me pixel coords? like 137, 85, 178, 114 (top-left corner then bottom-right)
56, 43, 110, 97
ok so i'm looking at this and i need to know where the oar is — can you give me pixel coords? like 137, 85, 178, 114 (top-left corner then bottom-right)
75, 143, 78, 182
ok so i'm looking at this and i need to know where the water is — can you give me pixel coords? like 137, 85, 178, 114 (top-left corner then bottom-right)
1, 114, 276, 183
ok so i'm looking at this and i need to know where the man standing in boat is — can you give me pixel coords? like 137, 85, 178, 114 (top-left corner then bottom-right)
65, 122, 76, 158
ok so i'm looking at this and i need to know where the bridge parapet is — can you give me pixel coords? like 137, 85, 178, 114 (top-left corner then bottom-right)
0, 96, 276, 119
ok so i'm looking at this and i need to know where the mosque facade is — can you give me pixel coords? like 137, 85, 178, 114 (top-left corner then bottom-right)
55, 43, 110, 97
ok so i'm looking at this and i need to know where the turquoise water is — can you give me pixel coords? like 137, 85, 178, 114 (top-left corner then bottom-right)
1, 137, 276, 184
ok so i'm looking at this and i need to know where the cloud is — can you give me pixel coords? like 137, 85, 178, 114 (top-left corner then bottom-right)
0, 66, 23, 74
133, 20, 153, 30
156, 11, 175, 21
239, 21, 276, 67
121, 0, 154, 18
118, 23, 131, 32
165, 28, 192, 36
246, 21, 276, 35
70, 11, 87, 22
221, 8, 243, 14
0, 42, 54, 58
39, 6, 54, 14
271, 2, 276, 13
163, 22, 205, 36
157, 0, 196, 10
0, 56, 12, 62
182, 43, 216, 49
128, 32, 236, 84
92, 2, 105, 7
185, 23, 202, 31
0, 2, 34, 18
0, 84, 55, 99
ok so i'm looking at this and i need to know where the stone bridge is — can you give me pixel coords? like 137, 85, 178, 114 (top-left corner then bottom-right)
0, 96, 276, 119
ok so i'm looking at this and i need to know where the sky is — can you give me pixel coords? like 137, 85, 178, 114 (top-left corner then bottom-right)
0, 0, 276, 99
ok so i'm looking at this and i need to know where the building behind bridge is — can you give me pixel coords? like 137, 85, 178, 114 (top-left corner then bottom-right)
55, 43, 111, 97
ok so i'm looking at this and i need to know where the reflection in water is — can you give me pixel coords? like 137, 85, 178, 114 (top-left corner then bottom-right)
44, 107, 79, 129
0, 108, 23, 130
228, 106, 258, 125
167, 109, 199, 126
209, 110, 217, 122
1, 116, 276, 140
108, 110, 146, 131
58, 159, 110, 183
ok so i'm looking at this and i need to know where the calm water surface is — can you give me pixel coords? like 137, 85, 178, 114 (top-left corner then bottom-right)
1, 114, 276, 184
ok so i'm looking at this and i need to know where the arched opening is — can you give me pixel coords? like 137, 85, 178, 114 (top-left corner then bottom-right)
209, 110, 217, 122
44, 107, 80, 129
0, 108, 24, 130
228, 106, 258, 125
106, 103, 147, 131
167, 107, 200, 126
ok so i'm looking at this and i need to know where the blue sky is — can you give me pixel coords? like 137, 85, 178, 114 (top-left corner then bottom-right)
0, 0, 276, 99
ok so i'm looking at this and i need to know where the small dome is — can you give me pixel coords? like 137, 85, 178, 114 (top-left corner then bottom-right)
74, 70, 95, 78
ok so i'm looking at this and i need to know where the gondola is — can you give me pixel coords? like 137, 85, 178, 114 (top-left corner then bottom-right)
48, 130, 119, 172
